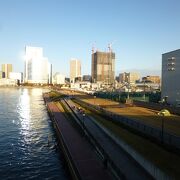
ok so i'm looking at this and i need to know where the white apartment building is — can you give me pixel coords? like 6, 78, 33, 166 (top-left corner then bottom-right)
9, 72, 23, 83
24, 46, 51, 84
53, 73, 65, 85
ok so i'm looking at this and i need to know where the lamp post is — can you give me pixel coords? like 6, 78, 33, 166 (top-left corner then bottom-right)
161, 114, 164, 143
158, 111, 165, 143
94, 95, 96, 105
158, 109, 170, 144
82, 113, 86, 135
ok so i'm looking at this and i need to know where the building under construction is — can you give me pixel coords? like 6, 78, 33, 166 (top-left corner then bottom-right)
91, 50, 115, 85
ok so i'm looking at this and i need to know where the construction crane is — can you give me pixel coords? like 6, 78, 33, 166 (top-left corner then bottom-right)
92, 41, 96, 54
108, 40, 116, 86
108, 40, 116, 52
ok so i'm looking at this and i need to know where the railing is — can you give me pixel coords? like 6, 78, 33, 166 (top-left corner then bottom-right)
72, 98, 176, 179
62, 98, 126, 180
73, 98, 180, 151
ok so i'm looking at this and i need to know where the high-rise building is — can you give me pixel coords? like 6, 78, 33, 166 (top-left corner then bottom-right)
1, 64, 12, 78
70, 59, 81, 83
24, 46, 51, 84
162, 49, 180, 106
91, 51, 115, 84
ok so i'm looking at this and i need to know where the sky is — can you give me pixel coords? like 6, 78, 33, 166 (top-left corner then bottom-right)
0, 0, 180, 77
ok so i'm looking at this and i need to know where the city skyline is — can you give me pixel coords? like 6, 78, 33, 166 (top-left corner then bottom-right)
0, 0, 180, 77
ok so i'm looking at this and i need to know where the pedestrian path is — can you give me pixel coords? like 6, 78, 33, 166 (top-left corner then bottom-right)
66, 99, 153, 180
47, 102, 112, 180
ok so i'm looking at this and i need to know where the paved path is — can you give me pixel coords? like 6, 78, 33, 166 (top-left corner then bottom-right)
65, 99, 153, 180
47, 102, 112, 180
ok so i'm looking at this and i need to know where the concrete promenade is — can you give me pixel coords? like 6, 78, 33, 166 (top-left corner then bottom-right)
47, 102, 112, 180
65, 99, 153, 180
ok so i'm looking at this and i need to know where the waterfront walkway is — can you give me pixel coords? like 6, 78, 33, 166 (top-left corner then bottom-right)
47, 102, 112, 180
65, 99, 153, 180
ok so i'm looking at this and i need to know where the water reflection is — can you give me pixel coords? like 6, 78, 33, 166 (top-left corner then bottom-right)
31, 88, 44, 96
17, 88, 48, 145
0, 88, 67, 179
18, 89, 31, 134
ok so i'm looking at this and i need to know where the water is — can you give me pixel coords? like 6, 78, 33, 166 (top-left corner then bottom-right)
0, 87, 68, 180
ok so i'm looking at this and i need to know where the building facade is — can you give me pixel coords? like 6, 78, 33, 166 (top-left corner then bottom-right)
53, 73, 65, 85
142, 76, 160, 84
162, 49, 180, 106
0, 78, 17, 86
70, 59, 81, 83
1, 64, 12, 78
9, 72, 23, 84
119, 72, 140, 84
91, 51, 115, 84
83, 75, 91, 82
24, 46, 51, 84
0, 71, 5, 79
119, 73, 126, 83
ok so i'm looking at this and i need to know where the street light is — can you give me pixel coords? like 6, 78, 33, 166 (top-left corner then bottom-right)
158, 109, 170, 143
82, 113, 86, 135
94, 95, 96, 105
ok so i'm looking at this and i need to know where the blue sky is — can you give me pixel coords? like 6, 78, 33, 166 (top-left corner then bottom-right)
0, 0, 180, 77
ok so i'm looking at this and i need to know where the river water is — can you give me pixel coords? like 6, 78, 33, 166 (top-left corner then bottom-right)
0, 88, 68, 180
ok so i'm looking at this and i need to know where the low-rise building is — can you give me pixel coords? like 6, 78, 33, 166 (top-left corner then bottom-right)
0, 71, 5, 79
0, 78, 17, 86
9, 72, 23, 84
53, 73, 65, 85
83, 75, 91, 82
142, 75, 160, 84
119, 72, 140, 84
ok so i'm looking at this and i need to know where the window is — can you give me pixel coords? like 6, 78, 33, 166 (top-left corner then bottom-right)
167, 57, 176, 71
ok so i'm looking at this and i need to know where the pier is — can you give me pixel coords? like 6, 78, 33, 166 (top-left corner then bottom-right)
44, 92, 155, 180
46, 100, 112, 179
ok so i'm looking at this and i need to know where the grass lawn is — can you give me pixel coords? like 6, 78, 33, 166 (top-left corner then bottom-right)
73, 99, 180, 179
73, 93, 180, 136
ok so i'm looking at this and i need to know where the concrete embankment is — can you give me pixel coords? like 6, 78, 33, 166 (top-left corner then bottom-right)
43, 94, 112, 180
